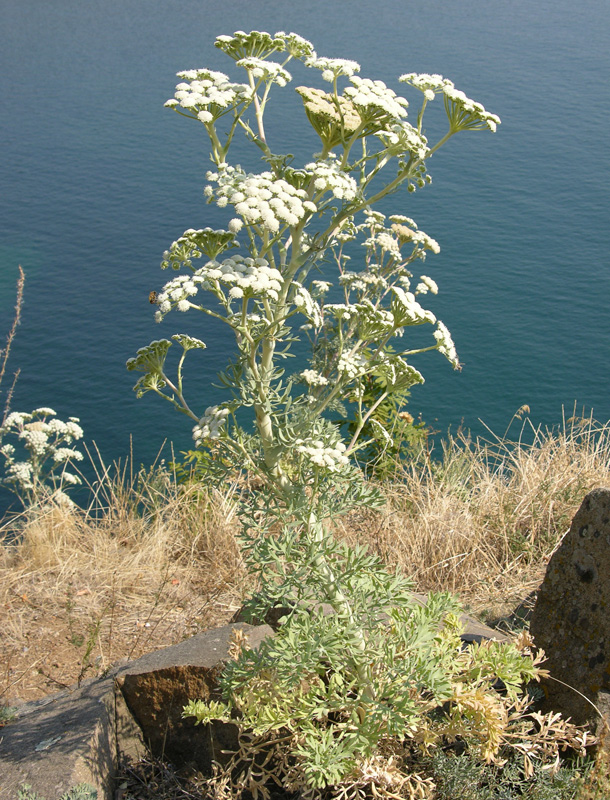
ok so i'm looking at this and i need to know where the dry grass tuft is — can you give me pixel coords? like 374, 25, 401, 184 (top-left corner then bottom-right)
0, 456, 246, 703
337, 411, 610, 617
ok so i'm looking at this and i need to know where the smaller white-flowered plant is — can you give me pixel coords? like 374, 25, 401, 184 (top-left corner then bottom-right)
0, 408, 84, 507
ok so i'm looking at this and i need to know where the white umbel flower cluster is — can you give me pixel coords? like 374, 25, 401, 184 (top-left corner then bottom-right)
165, 69, 252, 121
398, 73, 454, 100
344, 77, 409, 121
337, 351, 367, 379
293, 283, 323, 327
301, 369, 329, 386
390, 286, 437, 326
443, 85, 501, 131
304, 56, 361, 82
295, 438, 349, 472
415, 275, 438, 295
377, 121, 429, 159
434, 321, 460, 369
154, 255, 284, 320
236, 57, 291, 86
305, 157, 359, 201
192, 406, 230, 442
205, 166, 317, 233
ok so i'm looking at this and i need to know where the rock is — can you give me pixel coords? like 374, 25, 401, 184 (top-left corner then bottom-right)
116, 622, 273, 775
0, 669, 145, 800
530, 488, 610, 728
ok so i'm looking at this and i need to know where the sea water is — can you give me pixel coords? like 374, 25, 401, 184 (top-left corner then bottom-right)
1, 0, 609, 505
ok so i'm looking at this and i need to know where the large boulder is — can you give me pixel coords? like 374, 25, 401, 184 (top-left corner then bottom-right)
530, 487, 610, 729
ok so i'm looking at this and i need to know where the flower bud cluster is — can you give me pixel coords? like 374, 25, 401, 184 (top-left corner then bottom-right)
296, 87, 362, 135
164, 69, 252, 122
305, 157, 359, 201
192, 406, 229, 442
205, 166, 317, 233
344, 77, 409, 122
295, 438, 349, 472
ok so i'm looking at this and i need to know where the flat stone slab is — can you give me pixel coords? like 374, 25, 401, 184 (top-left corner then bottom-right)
0, 670, 144, 800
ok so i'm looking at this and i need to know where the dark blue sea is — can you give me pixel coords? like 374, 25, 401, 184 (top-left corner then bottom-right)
1, 0, 609, 498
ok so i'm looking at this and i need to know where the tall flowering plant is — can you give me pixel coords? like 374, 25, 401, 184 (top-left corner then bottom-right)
127, 31, 588, 797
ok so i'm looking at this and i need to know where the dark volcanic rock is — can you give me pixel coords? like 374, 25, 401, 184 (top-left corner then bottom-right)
531, 487, 610, 728
116, 622, 273, 774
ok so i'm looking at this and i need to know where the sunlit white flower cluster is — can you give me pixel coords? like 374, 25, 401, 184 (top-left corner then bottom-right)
443, 86, 501, 132
305, 157, 359, 201
293, 283, 323, 327
377, 121, 429, 159
434, 321, 460, 369
305, 56, 361, 82
344, 77, 409, 122
390, 286, 437, 326
164, 69, 252, 122
205, 166, 317, 233
236, 57, 291, 86
337, 351, 367, 379
301, 369, 329, 386
339, 271, 388, 294
364, 230, 402, 260
398, 72, 454, 100
415, 275, 438, 295
274, 31, 316, 59
155, 254, 284, 319
295, 438, 349, 472
192, 406, 230, 442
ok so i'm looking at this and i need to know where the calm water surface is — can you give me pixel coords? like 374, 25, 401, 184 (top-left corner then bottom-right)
1, 0, 609, 502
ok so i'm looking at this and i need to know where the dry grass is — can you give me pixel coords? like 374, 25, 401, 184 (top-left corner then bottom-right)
337, 410, 610, 619
2, 411, 610, 707
0, 454, 246, 704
